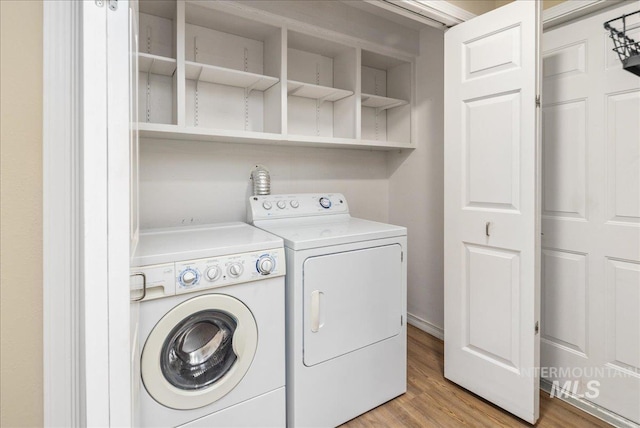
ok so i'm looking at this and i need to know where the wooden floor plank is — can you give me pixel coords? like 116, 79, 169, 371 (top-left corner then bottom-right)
341, 325, 610, 427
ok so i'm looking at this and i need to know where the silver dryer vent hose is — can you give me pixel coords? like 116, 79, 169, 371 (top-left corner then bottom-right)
251, 165, 270, 196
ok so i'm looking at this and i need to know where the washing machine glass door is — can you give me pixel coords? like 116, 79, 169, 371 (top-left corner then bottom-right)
142, 294, 258, 410
161, 310, 237, 390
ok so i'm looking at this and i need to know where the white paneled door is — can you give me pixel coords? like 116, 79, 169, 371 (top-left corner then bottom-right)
444, 0, 541, 423
542, 3, 640, 424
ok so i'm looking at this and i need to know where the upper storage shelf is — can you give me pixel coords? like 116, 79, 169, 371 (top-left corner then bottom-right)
136, 0, 415, 150
185, 61, 278, 91
361, 94, 408, 110
287, 80, 353, 102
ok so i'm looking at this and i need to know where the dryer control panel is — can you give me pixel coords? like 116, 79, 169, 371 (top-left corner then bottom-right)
131, 247, 285, 301
248, 193, 349, 222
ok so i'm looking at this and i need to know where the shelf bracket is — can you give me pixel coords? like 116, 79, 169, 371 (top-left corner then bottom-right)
245, 79, 261, 97
288, 85, 303, 97
316, 91, 335, 108
375, 101, 404, 115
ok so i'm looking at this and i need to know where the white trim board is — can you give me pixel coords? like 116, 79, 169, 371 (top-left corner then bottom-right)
364, 0, 627, 29
543, 0, 626, 29
407, 313, 444, 340
43, 1, 82, 425
43, 0, 119, 426
540, 379, 640, 428
363, 0, 475, 28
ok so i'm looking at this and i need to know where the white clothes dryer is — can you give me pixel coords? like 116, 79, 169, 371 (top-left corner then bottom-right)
248, 194, 407, 427
130, 223, 286, 427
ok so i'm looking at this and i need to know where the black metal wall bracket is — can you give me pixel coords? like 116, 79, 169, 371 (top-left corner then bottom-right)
604, 10, 640, 77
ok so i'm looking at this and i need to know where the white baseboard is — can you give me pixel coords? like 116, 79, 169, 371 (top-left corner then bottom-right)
407, 313, 444, 340
540, 379, 639, 428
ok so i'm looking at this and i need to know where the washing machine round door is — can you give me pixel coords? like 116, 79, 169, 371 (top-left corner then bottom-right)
141, 294, 258, 410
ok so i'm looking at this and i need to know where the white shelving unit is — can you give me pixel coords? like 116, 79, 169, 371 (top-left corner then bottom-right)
137, 0, 415, 151
361, 50, 412, 145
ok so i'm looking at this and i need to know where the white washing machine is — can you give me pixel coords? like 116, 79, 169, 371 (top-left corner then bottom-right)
130, 223, 286, 427
248, 194, 407, 427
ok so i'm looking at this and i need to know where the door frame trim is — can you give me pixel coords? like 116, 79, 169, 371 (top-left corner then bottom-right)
365, 0, 626, 29
43, 0, 131, 425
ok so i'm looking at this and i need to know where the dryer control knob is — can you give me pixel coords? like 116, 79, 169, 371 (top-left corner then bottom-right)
205, 266, 221, 282
319, 197, 332, 209
290, 200, 300, 208
179, 268, 199, 287
228, 263, 243, 278
277, 200, 287, 209
262, 201, 272, 210
257, 255, 275, 275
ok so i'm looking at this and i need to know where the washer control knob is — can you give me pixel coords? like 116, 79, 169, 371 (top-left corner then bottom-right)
257, 255, 275, 275
228, 263, 243, 278
290, 200, 300, 208
179, 268, 199, 287
262, 201, 272, 210
205, 266, 221, 282
277, 200, 287, 209
319, 197, 332, 209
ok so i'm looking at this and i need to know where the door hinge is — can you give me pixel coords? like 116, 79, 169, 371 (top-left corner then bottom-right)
401, 251, 404, 262
401, 315, 404, 326
535, 321, 539, 334
536, 95, 541, 108
108, 0, 118, 11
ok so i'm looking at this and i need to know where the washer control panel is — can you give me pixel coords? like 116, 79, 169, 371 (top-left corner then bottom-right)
248, 193, 349, 222
131, 247, 285, 301
174, 247, 285, 294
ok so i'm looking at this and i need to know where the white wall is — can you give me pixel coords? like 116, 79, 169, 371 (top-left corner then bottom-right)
388, 26, 445, 335
140, 140, 390, 227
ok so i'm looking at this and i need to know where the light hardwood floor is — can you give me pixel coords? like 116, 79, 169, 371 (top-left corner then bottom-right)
342, 325, 609, 427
